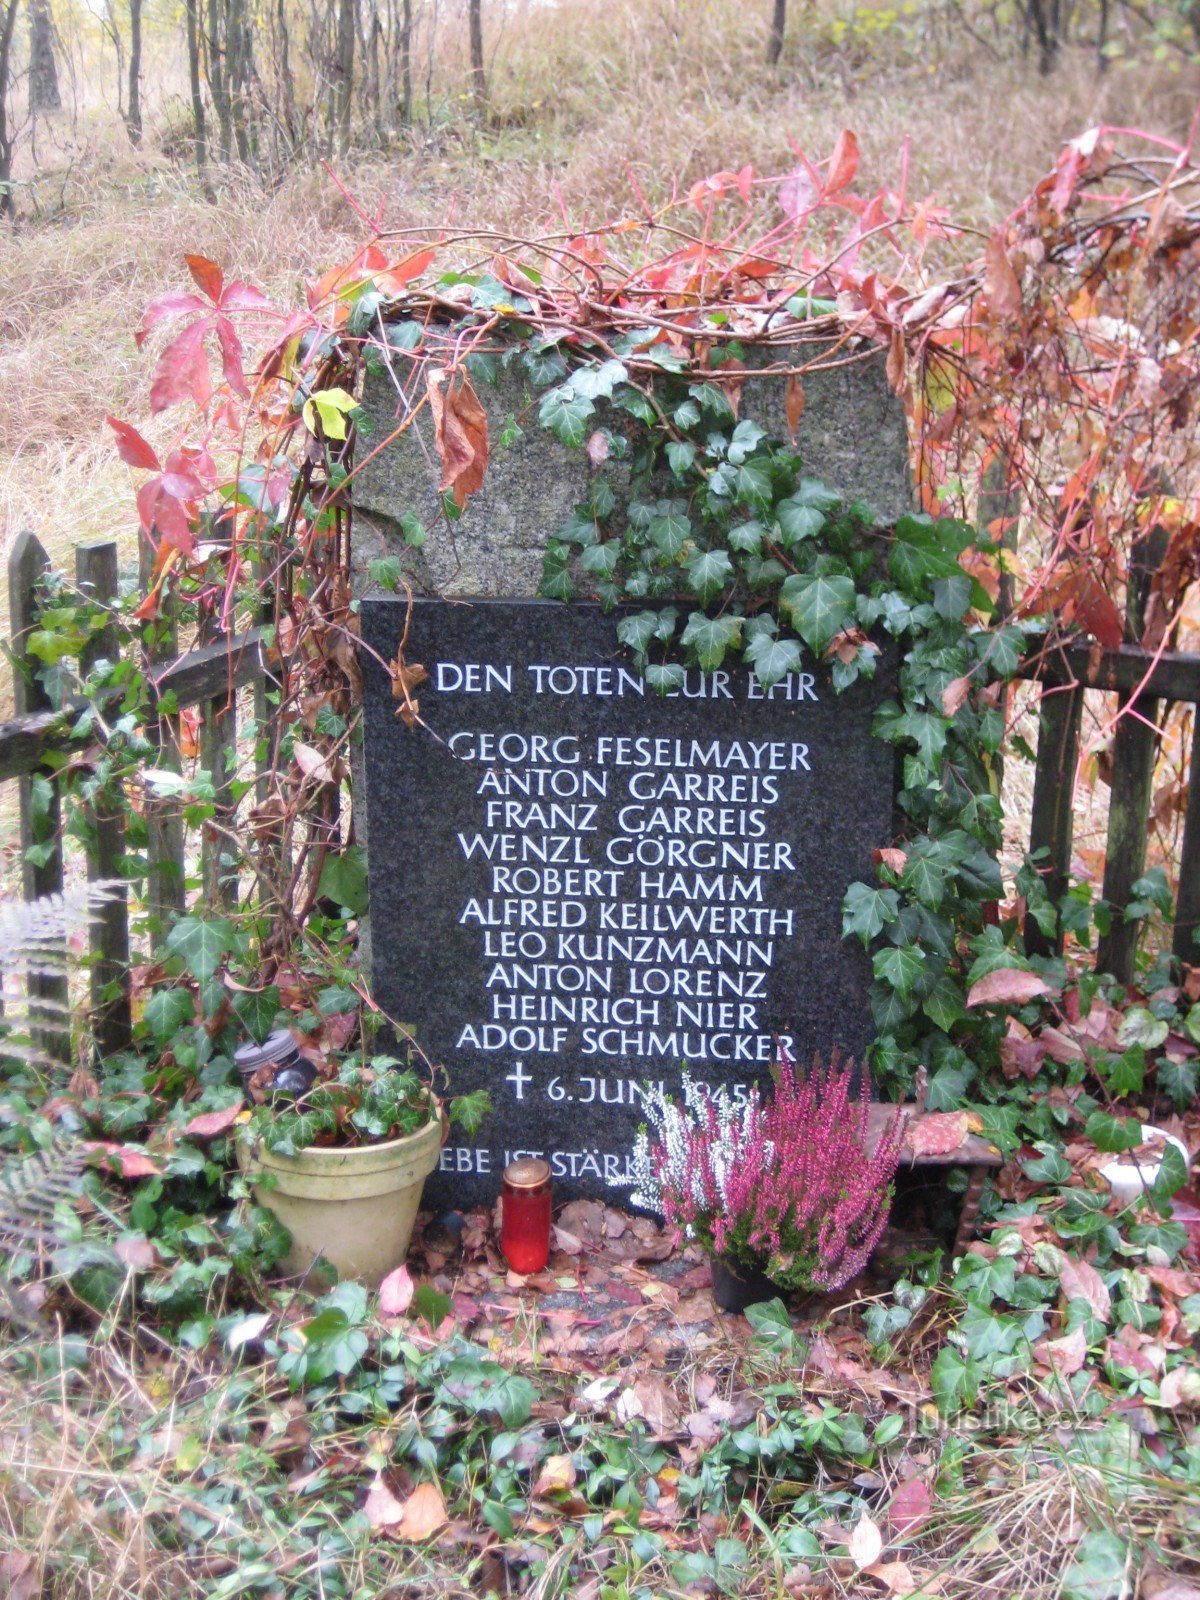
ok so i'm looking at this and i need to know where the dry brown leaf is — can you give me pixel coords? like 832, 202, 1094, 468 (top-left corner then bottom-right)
532, 1454, 577, 1497
1058, 1256, 1111, 1321
378, 1263, 414, 1316
393, 1481, 448, 1541
941, 675, 971, 717
848, 1513, 884, 1570
1039, 1324, 1088, 1376
427, 367, 489, 508
906, 1112, 970, 1157
785, 375, 806, 440
984, 235, 1023, 318
886, 1475, 931, 1535
182, 1104, 243, 1139
585, 429, 610, 466
967, 967, 1052, 1009
364, 1475, 408, 1530
293, 740, 337, 784
1143, 1559, 1200, 1600
1159, 1365, 1200, 1410
868, 1559, 917, 1595
115, 1234, 158, 1271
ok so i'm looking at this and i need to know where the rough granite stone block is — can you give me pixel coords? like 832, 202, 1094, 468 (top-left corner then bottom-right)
353, 340, 912, 598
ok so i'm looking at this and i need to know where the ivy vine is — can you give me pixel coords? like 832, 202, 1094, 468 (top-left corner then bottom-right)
525, 348, 1034, 1111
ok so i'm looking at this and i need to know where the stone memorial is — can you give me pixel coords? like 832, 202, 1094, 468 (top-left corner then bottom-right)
354, 336, 912, 1207
360, 598, 896, 1208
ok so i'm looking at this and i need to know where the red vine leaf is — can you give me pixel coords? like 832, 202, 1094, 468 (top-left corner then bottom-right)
151, 321, 213, 413
427, 368, 489, 508
826, 129, 860, 195
136, 289, 209, 349
185, 253, 224, 302
106, 415, 161, 472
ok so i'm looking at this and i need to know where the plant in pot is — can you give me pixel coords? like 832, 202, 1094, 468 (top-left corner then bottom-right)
630, 1053, 904, 1313
239, 1053, 490, 1286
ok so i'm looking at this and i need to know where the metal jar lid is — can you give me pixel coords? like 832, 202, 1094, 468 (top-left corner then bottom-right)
503, 1157, 551, 1189
234, 1028, 301, 1075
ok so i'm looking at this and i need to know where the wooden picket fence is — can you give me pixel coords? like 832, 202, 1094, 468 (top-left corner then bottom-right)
0, 527, 1198, 1067
3, 530, 272, 1059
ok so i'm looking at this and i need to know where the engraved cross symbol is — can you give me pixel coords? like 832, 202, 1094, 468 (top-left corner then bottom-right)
506, 1060, 531, 1101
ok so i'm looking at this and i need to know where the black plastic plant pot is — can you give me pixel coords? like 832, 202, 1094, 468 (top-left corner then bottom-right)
710, 1253, 780, 1315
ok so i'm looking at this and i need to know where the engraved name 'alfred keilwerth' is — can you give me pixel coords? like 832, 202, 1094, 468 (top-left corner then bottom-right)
361, 598, 894, 1209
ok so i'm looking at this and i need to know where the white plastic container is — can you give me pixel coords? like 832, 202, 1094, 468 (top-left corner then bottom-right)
1098, 1124, 1190, 1206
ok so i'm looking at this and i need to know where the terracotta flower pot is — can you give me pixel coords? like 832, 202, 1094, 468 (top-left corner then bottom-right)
710, 1252, 781, 1314
238, 1107, 444, 1286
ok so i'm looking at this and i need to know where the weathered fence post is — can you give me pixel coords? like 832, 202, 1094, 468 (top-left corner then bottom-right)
139, 534, 186, 949
199, 610, 239, 911
77, 539, 132, 1054
1174, 709, 1200, 966
1097, 526, 1168, 983
8, 531, 69, 1061
1024, 676, 1086, 959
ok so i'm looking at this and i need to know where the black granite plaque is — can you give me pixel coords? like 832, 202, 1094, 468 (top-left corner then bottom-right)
360, 598, 894, 1209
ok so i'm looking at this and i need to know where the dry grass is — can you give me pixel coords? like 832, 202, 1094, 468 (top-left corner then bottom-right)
2, 0, 1198, 596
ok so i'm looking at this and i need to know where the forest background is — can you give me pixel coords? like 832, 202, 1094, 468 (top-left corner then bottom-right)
3, 0, 1200, 633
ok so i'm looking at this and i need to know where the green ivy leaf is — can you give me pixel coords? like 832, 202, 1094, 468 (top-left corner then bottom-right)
736, 460, 773, 507
931, 1345, 978, 1416
680, 613, 742, 671
776, 499, 824, 545
872, 944, 925, 998
1158, 1056, 1198, 1109
728, 520, 765, 555
744, 632, 802, 689
842, 883, 900, 947
165, 916, 235, 982
144, 986, 194, 1044
686, 548, 734, 604
581, 541, 621, 579
645, 664, 685, 695
568, 358, 628, 401
779, 572, 855, 653
1084, 1111, 1143, 1154
666, 440, 696, 476
922, 972, 967, 1033
319, 846, 369, 916
539, 386, 595, 447
231, 986, 282, 1045
439, 1358, 537, 1429
369, 555, 403, 591
650, 510, 691, 559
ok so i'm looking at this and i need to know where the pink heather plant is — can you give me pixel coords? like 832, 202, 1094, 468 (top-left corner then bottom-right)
630, 1052, 904, 1292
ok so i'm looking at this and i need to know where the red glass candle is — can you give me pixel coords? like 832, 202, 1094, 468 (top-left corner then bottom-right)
501, 1158, 552, 1274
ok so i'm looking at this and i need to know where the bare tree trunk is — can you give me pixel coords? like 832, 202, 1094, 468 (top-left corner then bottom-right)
28, 0, 61, 113
333, 0, 354, 156
185, 0, 211, 189
100, 0, 126, 116
0, 0, 19, 217
208, 0, 233, 161
468, 0, 485, 114
274, 0, 299, 149
1097, 0, 1109, 70
399, 0, 411, 124
766, 0, 786, 63
126, 0, 142, 145
1025, 0, 1058, 72
227, 0, 252, 163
